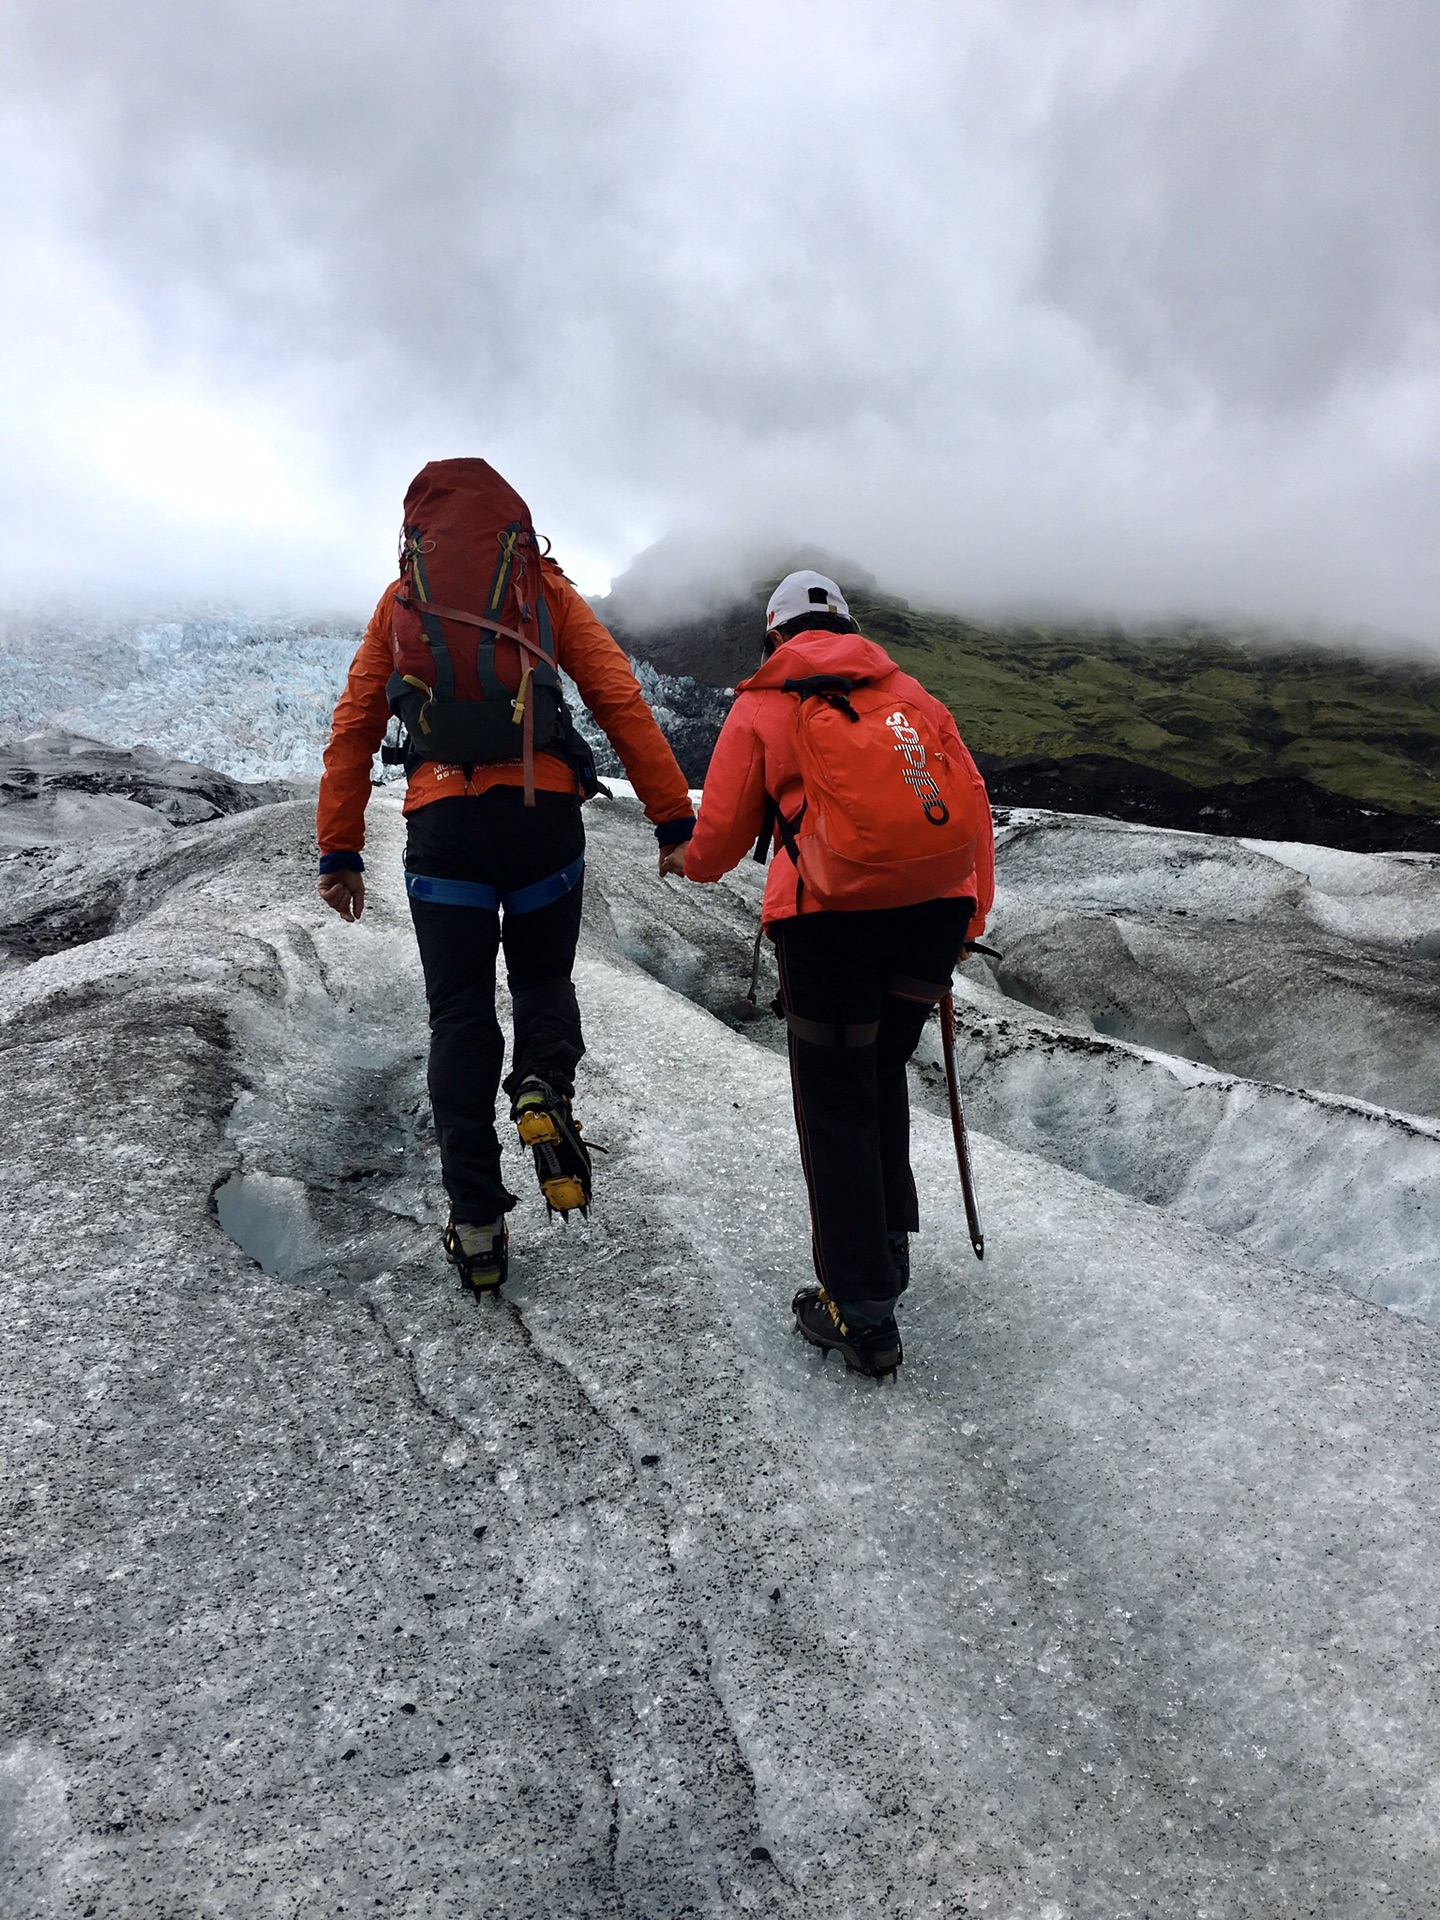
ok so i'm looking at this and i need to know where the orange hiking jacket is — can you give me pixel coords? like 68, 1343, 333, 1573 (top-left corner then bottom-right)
684, 629, 995, 933
317, 560, 695, 858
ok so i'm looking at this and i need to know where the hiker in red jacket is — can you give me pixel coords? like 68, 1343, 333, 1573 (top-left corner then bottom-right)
671, 570, 995, 1378
318, 460, 694, 1294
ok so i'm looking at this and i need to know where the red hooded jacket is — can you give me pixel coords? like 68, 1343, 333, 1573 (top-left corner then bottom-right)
684, 629, 995, 933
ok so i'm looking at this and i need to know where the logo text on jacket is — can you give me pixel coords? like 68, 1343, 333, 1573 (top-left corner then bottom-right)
885, 711, 950, 826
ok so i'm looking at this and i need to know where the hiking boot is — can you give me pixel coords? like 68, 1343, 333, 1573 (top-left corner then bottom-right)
511, 1075, 593, 1216
792, 1285, 903, 1380
443, 1217, 508, 1294
887, 1231, 911, 1295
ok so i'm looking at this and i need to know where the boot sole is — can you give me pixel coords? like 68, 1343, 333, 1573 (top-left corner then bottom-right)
529, 1138, 590, 1214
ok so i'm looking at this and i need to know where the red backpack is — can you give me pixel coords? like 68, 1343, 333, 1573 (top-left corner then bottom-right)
761, 673, 983, 909
387, 459, 595, 801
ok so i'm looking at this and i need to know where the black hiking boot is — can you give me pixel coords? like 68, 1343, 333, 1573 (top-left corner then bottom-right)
792, 1285, 903, 1380
443, 1217, 508, 1294
512, 1075, 593, 1217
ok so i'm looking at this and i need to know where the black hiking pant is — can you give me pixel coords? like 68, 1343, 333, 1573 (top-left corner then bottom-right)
405, 791, 585, 1225
772, 899, 973, 1314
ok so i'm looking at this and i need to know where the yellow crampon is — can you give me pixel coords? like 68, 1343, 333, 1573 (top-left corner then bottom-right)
442, 1218, 508, 1294
516, 1107, 562, 1149
513, 1078, 596, 1217
539, 1171, 589, 1213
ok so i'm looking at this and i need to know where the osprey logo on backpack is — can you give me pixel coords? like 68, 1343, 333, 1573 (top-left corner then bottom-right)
885, 710, 950, 827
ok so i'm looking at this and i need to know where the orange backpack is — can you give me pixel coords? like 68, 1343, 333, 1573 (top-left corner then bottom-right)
760, 673, 983, 909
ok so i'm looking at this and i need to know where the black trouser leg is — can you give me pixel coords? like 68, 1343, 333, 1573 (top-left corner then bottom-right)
875, 903, 971, 1239
774, 927, 895, 1308
773, 901, 973, 1309
876, 997, 930, 1236
404, 791, 586, 1223
784, 1022, 895, 1306
500, 880, 585, 1103
408, 900, 514, 1223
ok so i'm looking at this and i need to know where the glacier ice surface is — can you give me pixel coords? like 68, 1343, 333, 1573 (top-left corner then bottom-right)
1, 691, 1438, 1914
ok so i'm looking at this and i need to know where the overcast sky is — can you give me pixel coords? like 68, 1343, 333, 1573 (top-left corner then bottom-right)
3, 0, 1437, 643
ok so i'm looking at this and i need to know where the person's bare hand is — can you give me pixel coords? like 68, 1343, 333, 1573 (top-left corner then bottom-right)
318, 871, 366, 921
657, 844, 688, 879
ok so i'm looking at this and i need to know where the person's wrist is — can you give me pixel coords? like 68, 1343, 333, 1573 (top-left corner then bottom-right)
655, 817, 695, 847
319, 851, 365, 874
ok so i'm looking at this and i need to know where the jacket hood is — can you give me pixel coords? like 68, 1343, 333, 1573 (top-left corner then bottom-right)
736, 630, 899, 691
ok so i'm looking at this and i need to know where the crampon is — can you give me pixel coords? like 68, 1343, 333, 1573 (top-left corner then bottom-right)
443, 1218, 508, 1295
793, 1285, 902, 1380
512, 1075, 600, 1217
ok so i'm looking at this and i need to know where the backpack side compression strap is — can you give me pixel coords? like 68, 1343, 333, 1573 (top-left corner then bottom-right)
751, 794, 807, 866
407, 539, 455, 701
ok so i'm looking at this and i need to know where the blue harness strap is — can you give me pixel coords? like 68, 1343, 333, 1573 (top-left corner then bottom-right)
404, 851, 585, 915
504, 852, 585, 912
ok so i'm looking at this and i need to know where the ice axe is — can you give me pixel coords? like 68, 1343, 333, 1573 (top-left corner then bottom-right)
940, 960, 994, 1261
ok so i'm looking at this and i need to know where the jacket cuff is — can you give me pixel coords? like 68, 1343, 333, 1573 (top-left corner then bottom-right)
654, 817, 696, 847
318, 851, 365, 874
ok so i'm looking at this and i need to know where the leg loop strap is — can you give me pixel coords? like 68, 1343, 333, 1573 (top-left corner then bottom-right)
784, 1011, 881, 1049
885, 972, 951, 1005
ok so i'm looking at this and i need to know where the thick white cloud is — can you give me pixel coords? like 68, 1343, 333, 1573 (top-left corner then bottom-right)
1, 0, 1437, 640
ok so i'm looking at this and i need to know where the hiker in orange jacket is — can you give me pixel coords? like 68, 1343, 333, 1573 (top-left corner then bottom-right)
317, 460, 694, 1294
670, 570, 994, 1377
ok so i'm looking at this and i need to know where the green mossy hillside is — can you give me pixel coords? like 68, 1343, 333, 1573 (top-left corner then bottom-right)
847, 591, 1440, 817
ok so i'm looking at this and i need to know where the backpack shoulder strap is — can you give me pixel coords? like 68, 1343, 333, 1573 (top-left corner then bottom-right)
751, 793, 807, 867
779, 673, 865, 721
751, 794, 778, 864
750, 669, 862, 863
403, 534, 455, 701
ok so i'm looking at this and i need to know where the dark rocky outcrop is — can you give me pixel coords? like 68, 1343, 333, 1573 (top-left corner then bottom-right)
601, 596, 768, 691
570, 662, 733, 788
977, 752, 1440, 853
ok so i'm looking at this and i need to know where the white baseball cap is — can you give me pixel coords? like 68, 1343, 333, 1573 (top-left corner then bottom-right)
765, 569, 850, 632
